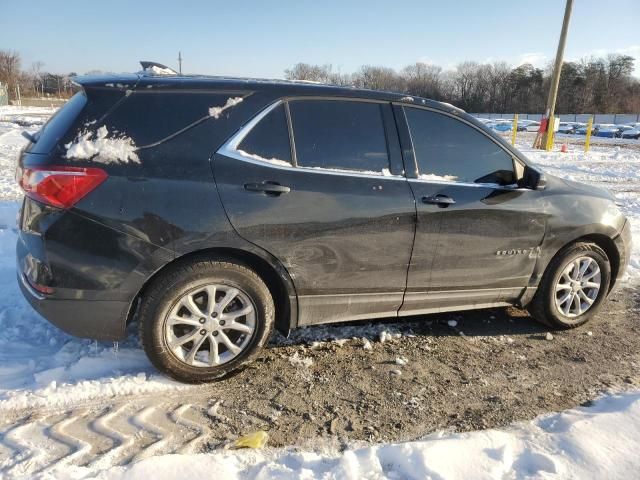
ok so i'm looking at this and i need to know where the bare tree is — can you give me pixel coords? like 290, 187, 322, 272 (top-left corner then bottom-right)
0, 50, 21, 100
30, 61, 45, 96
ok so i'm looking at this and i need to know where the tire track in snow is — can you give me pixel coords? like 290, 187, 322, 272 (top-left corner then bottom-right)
170, 404, 211, 454
87, 404, 136, 469
0, 395, 237, 476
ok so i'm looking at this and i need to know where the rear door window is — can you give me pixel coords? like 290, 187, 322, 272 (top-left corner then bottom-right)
405, 107, 516, 185
289, 100, 390, 174
237, 104, 292, 165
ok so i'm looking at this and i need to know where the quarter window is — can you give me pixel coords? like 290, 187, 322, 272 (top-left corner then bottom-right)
289, 100, 390, 173
237, 104, 292, 165
405, 107, 516, 185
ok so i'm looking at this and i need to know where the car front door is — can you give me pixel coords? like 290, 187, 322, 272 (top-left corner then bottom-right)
214, 98, 416, 326
395, 105, 547, 315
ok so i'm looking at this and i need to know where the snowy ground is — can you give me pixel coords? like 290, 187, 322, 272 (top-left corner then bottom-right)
58, 391, 640, 479
1, 106, 639, 478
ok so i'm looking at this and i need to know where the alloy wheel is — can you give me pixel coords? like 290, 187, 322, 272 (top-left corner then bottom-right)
164, 284, 256, 367
554, 256, 602, 318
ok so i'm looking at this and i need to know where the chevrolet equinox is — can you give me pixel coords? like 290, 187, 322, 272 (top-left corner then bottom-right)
16, 64, 632, 382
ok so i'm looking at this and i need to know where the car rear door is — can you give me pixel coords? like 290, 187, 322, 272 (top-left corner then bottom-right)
395, 105, 547, 315
213, 98, 415, 326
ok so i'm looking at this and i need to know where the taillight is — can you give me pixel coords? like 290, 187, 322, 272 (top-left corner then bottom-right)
18, 165, 108, 209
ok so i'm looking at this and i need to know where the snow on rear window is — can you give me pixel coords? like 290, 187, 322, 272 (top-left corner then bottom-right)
209, 97, 244, 119
65, 126, 140, 164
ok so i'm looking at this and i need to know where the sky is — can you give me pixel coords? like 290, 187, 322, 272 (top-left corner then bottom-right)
1, 0, 639, 78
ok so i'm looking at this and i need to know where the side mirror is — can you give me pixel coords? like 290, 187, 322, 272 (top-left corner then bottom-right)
519, 165, 547, 190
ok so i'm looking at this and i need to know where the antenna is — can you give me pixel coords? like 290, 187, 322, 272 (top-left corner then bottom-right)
178, 51, 183, 75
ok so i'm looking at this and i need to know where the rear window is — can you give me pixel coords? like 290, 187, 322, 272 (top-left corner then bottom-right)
28, 92, 87, 154
101, 91, 245, 147
289, 100, 389, 173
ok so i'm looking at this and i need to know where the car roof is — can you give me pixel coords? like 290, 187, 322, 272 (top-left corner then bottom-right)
73, 72, 465, 114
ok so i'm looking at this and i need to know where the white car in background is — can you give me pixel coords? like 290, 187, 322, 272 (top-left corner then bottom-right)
517, 119, 540, 132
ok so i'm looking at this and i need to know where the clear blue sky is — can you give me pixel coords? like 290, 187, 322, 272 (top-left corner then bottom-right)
1, 0, 639, 77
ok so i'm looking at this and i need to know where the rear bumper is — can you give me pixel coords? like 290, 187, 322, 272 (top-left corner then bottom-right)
18, 272, 129, 340
15, 196, 168, 341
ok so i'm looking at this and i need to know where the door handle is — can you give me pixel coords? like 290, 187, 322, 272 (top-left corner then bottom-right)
422, 194, 456, 207
244, 181, 291, 196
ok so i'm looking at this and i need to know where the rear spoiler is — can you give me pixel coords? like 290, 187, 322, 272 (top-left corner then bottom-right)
71, 73, 141, 90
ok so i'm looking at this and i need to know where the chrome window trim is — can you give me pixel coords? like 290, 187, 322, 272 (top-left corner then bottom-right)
407, 178, 529, 191
218, 100, 285, 156
217, 99, 407, 181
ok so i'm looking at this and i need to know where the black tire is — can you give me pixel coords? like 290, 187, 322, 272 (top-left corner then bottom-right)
138, 257, 274, 383
528, 242, 611, 329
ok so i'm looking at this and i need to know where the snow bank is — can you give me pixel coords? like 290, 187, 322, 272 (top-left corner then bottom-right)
59, 391, 640, 479
65, 126, 140, 164
209, 97, 244, 119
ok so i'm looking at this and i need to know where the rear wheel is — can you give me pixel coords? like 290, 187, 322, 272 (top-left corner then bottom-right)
528, 242, 611, 329
139, 258, 274, 383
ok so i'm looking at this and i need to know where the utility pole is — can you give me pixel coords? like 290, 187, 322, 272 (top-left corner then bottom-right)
178, 51, 183, 75
534, 0, 574, 149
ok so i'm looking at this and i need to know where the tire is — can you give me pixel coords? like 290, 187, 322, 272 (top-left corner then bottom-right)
528, 242, 611, 329
138, 257, 274, 383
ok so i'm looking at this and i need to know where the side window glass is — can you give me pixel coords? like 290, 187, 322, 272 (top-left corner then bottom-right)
289, 100, 390, 174
237, 104, 292, 165
405, 107, 516, 185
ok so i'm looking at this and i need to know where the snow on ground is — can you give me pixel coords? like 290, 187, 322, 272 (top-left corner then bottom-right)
1, 107, 640, 478
55, 391, 640, 479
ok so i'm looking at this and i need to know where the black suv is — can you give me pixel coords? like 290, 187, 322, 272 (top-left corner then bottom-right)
17, 67, 631, 382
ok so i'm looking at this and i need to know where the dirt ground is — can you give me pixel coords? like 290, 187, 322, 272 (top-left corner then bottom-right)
2, 286, 638, 475
243, 286, 640, 448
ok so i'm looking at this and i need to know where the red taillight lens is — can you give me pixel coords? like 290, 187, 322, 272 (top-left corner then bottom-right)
18, 165, 108, 209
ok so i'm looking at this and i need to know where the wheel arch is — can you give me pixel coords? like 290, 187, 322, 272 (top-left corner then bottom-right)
522, 231, 621, 308
572, 233, 620, 292
126, 247, 298, 336
540, 233, 620, 292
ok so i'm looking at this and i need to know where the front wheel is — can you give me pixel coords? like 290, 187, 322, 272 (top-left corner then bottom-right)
139, 258, 274, 383
528, 242, 611, 329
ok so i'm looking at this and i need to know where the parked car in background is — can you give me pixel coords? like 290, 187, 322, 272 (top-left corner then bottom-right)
16, 67, 632, 382
621, 126, 640, 139
576, 124, 595, 135
488, 119, 513, 132
558, 122, 579, 134
594, 124, 622, 138
517, 120, 540, 132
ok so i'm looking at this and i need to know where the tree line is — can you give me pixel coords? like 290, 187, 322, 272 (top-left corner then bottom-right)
0, 50, 75, 100
285, 55, 640, 114
2, 49, 639, 113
